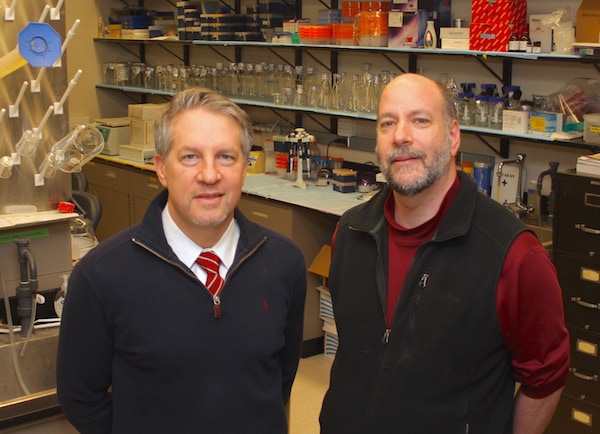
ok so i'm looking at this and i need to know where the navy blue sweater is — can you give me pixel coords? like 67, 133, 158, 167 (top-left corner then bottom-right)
57, 190, 306, 433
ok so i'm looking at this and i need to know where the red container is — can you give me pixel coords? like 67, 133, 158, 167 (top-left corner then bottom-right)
359, 1, 392, 12
472, 0, 527, 24
342, 1, 361, 18
470, 22, 528, 52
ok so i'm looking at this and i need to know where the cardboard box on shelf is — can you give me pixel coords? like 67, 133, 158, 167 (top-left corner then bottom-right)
577, 0, 600, 43
502, 109, 529, 134
392, 0, 451, 27
388, 10, 428, 48
130, 118, 155, 147
127, 103, 165, 120
472, 0, 527, 25
470, 22, 528, 52
529, 111, 564, 134
441, 38, 470, 50
118, 144, 155, 164
575, 0, 600, 43
529, 14, 553, 53
440, 27, 469, 49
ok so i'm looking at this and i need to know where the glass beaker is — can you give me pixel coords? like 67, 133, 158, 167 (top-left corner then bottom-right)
114, 62, 129, 86
144, 65, 156, 89
103, 62, 116, 84
129, 62, 145, 87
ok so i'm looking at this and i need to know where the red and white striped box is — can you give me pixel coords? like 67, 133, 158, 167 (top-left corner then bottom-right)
469, 22, 528, 52
472, 0, 527, 24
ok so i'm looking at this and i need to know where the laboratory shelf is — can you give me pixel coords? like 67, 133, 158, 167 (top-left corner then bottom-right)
95, 82, 600, 153
94, 37, 600, 156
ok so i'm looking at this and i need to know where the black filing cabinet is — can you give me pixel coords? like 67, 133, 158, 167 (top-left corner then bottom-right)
547, 171, 600, 433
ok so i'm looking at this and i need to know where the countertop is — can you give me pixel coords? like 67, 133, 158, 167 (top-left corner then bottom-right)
243, 173, 367, 216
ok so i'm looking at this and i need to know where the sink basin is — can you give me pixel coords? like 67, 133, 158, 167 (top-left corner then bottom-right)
0, 327, 60, 423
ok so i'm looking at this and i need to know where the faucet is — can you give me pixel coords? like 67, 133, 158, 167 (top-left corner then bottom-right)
15, 239, 38, 338
537, 162, 560, 226
496, 153, 532, 217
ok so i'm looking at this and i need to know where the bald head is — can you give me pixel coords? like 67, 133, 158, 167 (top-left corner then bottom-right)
379, 73, 457, 128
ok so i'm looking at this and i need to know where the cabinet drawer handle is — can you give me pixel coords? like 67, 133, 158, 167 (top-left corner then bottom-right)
250, 209, 269, 219
104, 170, 117, 179
146, 182, 160, 190
571, 297, 600, 309
575, 223, 600, 235
571, 368, 599, 382
581, 267, 600, 283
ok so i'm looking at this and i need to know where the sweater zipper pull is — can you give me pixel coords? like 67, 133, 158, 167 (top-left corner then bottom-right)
382, 328, 391, 344
213, 295, 222, 319
419, 273, 429, 288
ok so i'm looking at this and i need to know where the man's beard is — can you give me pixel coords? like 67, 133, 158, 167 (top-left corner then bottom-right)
381, 137, 452, 197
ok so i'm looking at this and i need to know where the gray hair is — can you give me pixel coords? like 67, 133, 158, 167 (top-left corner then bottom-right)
154, 87, 253, 160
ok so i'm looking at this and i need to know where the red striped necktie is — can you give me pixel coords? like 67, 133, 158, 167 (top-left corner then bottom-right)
196, 251, 225, 296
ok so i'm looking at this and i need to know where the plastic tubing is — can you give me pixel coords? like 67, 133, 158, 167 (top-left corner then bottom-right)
0, 270, 31, 395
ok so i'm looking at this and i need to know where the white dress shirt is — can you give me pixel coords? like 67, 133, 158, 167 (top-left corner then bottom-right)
161, 205, 240, 282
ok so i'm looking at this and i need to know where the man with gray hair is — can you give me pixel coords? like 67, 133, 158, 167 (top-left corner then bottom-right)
58, 88, 306, 433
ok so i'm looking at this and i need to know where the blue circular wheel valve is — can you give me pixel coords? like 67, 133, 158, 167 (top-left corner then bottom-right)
18, 22, 62, 67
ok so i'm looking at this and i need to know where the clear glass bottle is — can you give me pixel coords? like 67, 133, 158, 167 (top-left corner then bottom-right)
474, 95, 490, 127
317, 72, 331, 109
263, 63, 278, 100
458, 93, 475, 126
347, 74, 361, 112
503, 85, 522, 110
293, 84, 305, 106
330, 72, 346, 110
488, 97, 505, 129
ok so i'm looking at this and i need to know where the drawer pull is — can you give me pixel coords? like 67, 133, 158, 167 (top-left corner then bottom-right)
576, 338, 598, 357
571, 368, 599, 382
584, 192, 600, 208
572, 408, 593, 426
581, 267, 600, 283
146, 182, 160, 190
104, 170, 117, 179
575, 223, 600, 235
571, 297, 600, 309
250, 209, 269, 219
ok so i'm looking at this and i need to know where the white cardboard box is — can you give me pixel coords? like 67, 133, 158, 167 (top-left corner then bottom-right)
529, 14, 553, 53
440, 27, 469, 39
130, 118, 155, 146
128, 103, 165, 120
441, 38, 470, 50
502, 110, 530, 134
119, 144, 155, 163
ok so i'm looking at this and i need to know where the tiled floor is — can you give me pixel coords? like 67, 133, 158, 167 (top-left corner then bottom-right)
289, 353, 334, 434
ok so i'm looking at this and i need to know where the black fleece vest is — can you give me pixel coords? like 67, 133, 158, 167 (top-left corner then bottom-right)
321, 172, 528, 434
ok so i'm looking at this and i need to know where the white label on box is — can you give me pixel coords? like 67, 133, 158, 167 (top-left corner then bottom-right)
441, 38, 470, 50
502, 110, 530, 134
440, 27, 470, 39
388, 11, 405, 27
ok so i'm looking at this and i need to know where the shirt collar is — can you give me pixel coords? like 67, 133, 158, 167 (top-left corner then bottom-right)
161, 205, 239, 273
